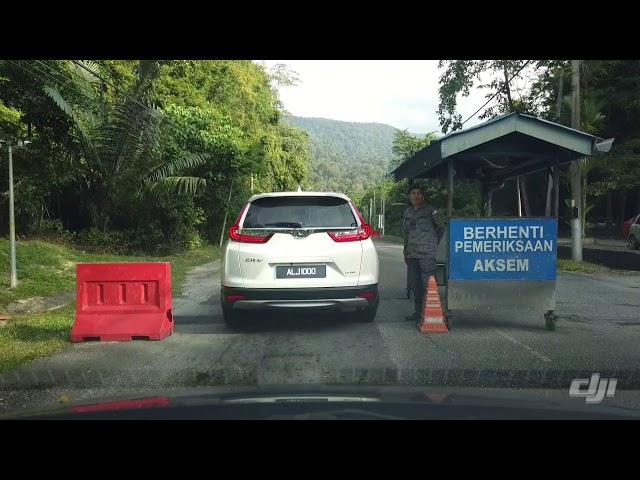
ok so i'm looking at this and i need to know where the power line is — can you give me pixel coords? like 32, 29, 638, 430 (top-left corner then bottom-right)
7, 60, 206, 187
52, 60, 213, 182
73, 60, 200, 139
10, 59, 187, 142
8, 60, 116, 132
13, 59, 158, 125
69, 60, 181, 130
7, 60, 91, 104
60, 60, 160, 117
69, 60, 152, 111
459, 60, 533, 128
69, 60, 113, 86
34, 59, 98, 98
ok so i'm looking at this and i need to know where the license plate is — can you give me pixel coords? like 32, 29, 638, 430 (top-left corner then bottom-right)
276, 265, 326, 279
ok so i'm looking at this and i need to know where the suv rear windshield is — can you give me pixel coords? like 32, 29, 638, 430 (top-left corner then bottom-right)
243, 196, 357, 229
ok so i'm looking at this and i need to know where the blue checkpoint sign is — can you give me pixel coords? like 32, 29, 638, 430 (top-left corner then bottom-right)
449, 218, 558, 281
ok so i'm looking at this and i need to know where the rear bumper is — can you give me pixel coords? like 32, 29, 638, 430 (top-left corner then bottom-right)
221, 285, 378, 311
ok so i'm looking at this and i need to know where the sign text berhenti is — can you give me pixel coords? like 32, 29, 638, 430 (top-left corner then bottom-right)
449, 218, 558, 281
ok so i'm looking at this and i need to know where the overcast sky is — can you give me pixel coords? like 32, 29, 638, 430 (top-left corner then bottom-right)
260, 60, 503, 135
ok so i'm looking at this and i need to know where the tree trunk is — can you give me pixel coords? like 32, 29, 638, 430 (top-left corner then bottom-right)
618, 193, 627, 237
516, 177, 522, 216
79, 183, 84, 216
606, 192, 613, 228
556, 75, 564, 122
503, 62, 514, 110
582, 174, 587, 238
39, 205, 45, 231
88, 198, 109, 232
520, 176, 531, 216
545, 174, 553, 217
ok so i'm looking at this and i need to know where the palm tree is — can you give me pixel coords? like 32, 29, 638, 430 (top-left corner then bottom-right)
43, 60, 205, 231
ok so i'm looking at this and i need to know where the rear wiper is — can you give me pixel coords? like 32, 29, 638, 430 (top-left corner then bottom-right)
263, 222, 303, 228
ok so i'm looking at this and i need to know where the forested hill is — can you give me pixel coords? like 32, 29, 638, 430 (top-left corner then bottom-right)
284, 116, 399, 195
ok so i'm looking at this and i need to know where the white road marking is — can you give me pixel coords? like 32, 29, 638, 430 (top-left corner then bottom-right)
495, 329, 552, 363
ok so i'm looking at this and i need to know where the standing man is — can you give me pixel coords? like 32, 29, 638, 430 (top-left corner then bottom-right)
403, 183, 442, 322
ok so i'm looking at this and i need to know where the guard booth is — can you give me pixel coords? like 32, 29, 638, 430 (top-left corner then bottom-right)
392, 112, 614, 330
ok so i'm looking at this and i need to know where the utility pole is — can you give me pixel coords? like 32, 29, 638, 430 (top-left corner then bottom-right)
2, 139, 31, 288
8, 144, 17, 288
381, 195, 385, 236
370, 198, 373, 225
570, 60, 583, 261
372, 188, 376, 227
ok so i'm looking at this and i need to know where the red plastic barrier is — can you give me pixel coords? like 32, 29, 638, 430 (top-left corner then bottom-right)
71, 263, 173, 342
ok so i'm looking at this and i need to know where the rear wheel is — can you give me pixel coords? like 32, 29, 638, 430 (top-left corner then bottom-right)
356, 300, 379, 323
629, 235, 640, 250
444, 312, 452, 330
222, 306, 244, 329
544, 311, 557, 331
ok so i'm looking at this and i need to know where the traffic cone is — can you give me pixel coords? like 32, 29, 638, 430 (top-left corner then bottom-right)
418, 275, 448, 333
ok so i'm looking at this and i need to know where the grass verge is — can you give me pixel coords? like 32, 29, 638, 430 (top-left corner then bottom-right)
0, 239, 220, 373
0, 239, 219, 307
0, 305, 75, 374
556, 258, 611, 274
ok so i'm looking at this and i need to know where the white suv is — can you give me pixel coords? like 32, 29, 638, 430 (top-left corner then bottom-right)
220, 192, 379, 327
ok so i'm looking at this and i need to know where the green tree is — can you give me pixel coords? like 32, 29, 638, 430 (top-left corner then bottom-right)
437, 60, 563, 133
391, 129, 437, 168
0, 101, 25, 139
40, 60, 168, 231
154, 60, 280, 135
0, 60, 311, 249
287, 116, 399, 195
152, 61, 311, 240
260, 124, 310, 191
577, 61, 640, 233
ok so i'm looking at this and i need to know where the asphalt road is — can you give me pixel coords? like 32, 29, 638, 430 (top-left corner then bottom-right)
2, 238, 640, 413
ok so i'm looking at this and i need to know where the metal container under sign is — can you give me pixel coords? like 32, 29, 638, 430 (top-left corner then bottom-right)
447, 217, 558, 312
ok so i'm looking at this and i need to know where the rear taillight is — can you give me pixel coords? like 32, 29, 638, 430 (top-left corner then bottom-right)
357, 292, 377, 301
225, 294, 247, 304
328, 224, 371, 242
228, 203, 273, 243
229, 226, 273, 244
